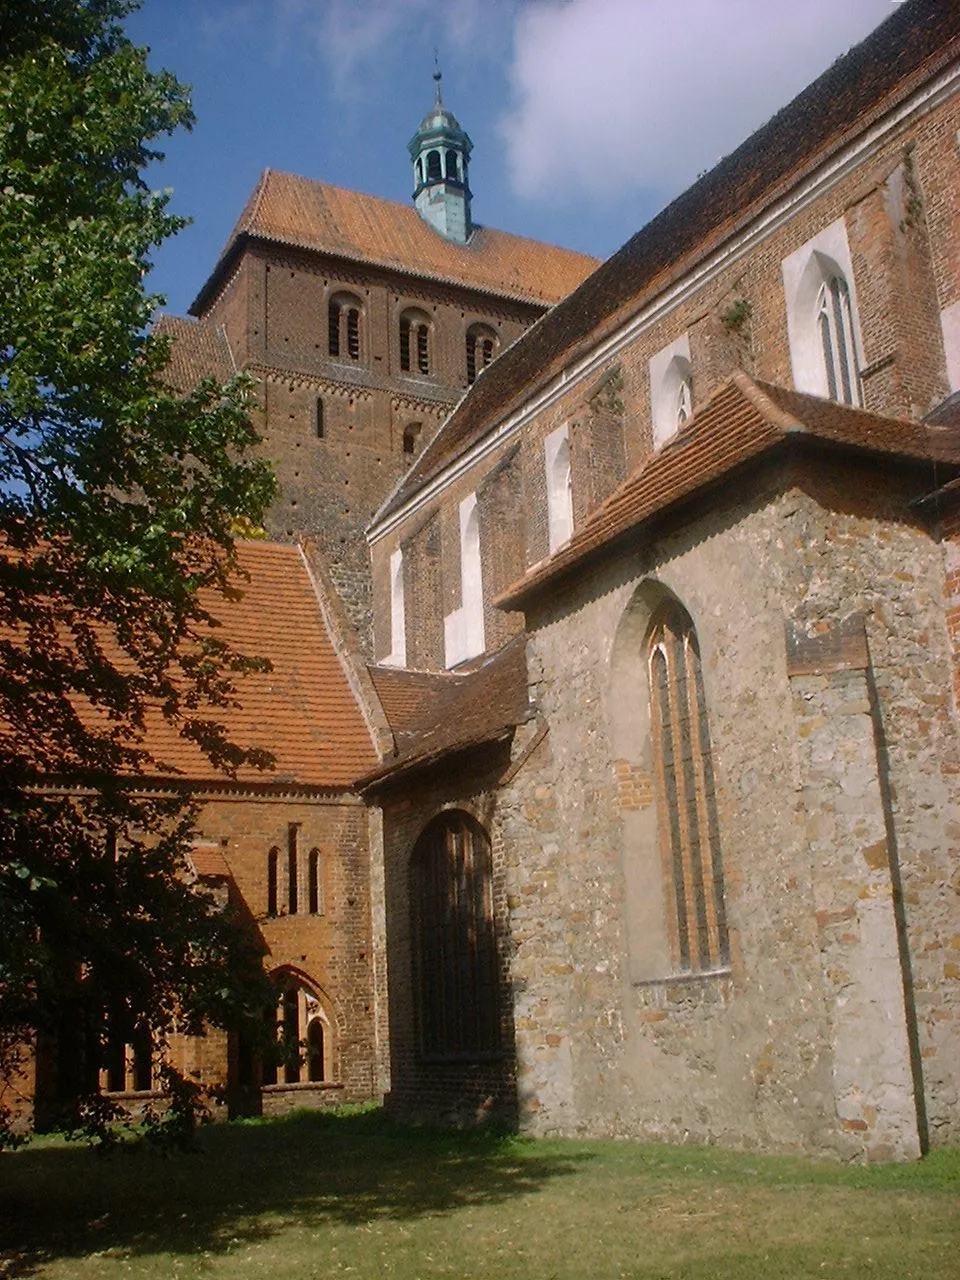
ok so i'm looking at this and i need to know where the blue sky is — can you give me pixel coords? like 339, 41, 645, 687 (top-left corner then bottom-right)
127, 0, 898, 318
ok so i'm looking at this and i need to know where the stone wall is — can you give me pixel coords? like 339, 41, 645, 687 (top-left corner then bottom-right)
485, 464, 958, 1159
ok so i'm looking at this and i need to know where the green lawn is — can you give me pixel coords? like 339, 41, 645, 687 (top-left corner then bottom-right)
1, 1109, 958, 1279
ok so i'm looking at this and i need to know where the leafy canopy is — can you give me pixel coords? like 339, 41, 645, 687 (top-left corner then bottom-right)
0, 0, 278, 1140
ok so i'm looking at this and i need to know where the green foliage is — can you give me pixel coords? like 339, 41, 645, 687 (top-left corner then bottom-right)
720, 296, 753, 335
0, 0, 277, 1141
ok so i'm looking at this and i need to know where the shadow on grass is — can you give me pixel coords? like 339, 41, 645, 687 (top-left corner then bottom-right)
0, 1108, 591, 1276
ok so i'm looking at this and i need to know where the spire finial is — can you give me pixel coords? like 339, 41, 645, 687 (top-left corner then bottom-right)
433, 50, 443, 106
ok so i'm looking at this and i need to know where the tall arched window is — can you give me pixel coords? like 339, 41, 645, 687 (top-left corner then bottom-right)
410, 811, 499, 1057
399, 309, 431, 375
426, 149, 442, 181
262, 975, 332, 1086
817, 274, 861, 407
328, 292, 363, 361
308, 848, 323, 915
648, 603, 729, 973
545, 425, 573, 552
782, 221, 864, 407
466, 324, 497, 385
266, 847, 279, 917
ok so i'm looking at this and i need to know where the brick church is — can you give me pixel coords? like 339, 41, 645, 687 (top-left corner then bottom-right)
15, 0, 960, 1161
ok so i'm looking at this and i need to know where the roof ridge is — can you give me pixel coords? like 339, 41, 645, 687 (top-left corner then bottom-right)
732, 371, 806, 435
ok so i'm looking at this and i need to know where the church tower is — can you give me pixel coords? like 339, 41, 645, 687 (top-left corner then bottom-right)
408, 70, 473, 243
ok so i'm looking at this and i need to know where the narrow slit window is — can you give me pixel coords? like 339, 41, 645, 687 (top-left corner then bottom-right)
308, 848, 322, 915
267, 847, 279, 917
287, 826, 299, 916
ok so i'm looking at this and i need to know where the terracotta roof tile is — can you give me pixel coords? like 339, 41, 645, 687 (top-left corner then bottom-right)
379, 0, 960, 521
189, 846, 232, 878
190, 171, 599, 314
496, 373, 960, 609
364, 636, 529, 780
153, 314, 235, 392
13, 542, 380, 790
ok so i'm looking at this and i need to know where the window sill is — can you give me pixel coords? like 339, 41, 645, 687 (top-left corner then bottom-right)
632, 965, 732, 989
262, 1081, 341, 1092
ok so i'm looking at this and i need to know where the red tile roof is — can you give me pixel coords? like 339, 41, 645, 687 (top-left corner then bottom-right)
190, 171, 599, 315
496, 374, 960, 609
153, 314, 235, 392
379, 0, 960, 522
189, 846, 232, 878
30, 541, 379, 790
149, 540, 379, 788
364, 637, 529, 782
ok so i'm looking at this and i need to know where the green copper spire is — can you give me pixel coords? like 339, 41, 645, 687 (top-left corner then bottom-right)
407, 67, 473, 243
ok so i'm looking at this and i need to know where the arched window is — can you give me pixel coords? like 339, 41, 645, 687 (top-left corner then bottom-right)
782, 221, 863, 407
328, 292, 363, 361
446, 149, 459, 181
402, 421, 422, 463
545, 425, 573, 552
263, 975, 333, 1086
307, 848, 323, 915
307, 1019, 325, 1082
426, 149, 442, 181
817, 275, 861, 407
466, 324, 497, 385
266, 847, 279, 917
647, 603, 729, 973
400, 310, 431, 375
444, 492, 484, 667
387, 546, 407, 667
649, 335, 693, 447
287, 831, 299, 916
410, 811, 499, 1057
102, 1016, 152, 1094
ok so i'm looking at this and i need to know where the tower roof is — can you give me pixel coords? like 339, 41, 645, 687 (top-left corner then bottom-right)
189, 171, 599, 314
407, 69, 472, 159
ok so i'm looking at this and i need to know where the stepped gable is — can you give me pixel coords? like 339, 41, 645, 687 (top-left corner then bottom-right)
364, 636, 529, 781
73, 541, 379, 789
190, 170, 599, 314
497, 372, 960, 609
153, 314, 235, 393
381, 0, 960, 522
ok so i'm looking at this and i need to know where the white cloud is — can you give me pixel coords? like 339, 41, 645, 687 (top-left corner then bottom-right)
276, 0, 496, 98
500, 0, 895, 205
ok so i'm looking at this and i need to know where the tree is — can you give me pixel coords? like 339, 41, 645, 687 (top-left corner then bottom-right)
0, 0, 278, 1140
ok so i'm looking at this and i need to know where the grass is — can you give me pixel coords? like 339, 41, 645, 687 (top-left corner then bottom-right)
1, 1108, 958, 1279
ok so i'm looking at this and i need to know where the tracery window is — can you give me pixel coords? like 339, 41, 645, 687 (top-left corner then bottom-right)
817, 274, 862, 407
410, 811, 499, 1057
676, 376, 693, 426
648, 603, 729, 973
261, 977, 331, 1086
102, 1017, 153, 1093
466, 324, 497, 385
328, 293, 362, 361
400, 310, 431, 375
